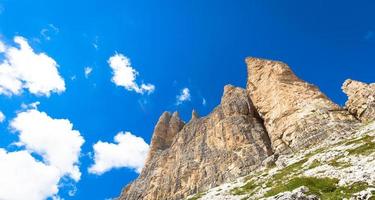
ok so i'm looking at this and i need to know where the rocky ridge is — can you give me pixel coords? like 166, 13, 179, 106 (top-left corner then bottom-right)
120, 85, 273, 200
119, 57, 375, 200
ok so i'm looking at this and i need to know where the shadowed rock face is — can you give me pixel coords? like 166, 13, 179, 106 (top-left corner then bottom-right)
119, 85, 272, 200
342, 79, 375, 123
246, 57, 359, 153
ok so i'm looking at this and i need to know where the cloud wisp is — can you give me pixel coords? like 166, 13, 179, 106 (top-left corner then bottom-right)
0, 111, 5, 123
108, 53, 155, 95
40, 24, 59, 41
89, 131, 149, 175
176, 87, 191, 105
84, 66, 93, 78
0, 36, 65, 96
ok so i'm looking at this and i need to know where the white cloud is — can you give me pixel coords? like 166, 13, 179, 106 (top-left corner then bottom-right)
0, 41, 5, 52
20, 101, 40, 110
108, 53, 155, 94
89, 131, 149, 175
0, 36, 65, 96
84, 66, 93, 78
10, 109, 84, 181
0, 149, 60, 200
176, 87, 191, 105
0, 111, 5, 123
0, 108, 84, 200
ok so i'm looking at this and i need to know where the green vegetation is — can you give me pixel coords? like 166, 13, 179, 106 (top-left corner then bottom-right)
308, 160, 321, 169
272, 158, 307, 180
187, 192, 205, 200
328, 158, 351, 169
264, 176, 372, 199
346, 135, 374, 146
347, 135, 375, 155
304, 148, 325, 159
230, 181, 258, 195
264, 177, 338, 197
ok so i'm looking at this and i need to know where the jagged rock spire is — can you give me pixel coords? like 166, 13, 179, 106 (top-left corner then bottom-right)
145, 111, 184, 164
246, 57, 358, 153
120, 77, 272, 200
191, 109, 199, 121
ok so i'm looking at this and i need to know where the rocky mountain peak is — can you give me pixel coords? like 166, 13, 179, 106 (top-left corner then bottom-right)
191, 109, 200, 121
119, 57, 374, 200
342, 79, 375, 123
144, 111, 184, 164
246, 57, 359, 153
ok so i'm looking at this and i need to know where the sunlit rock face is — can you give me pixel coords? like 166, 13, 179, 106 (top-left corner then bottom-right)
144, 111, 185, 164
119, 57, 371, 200
119, 85, 272, 200
342, 79, 375, 123
246, 57, 358, 153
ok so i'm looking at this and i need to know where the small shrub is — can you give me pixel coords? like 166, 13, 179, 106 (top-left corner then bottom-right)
230, 181, 257, 195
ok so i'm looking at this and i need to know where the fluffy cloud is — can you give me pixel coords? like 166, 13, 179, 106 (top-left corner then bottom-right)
0, 108, 85, 200
176, 87, 191, 105
0, 111, 4, 122
0, 149, 60, 200
89, 131, 149, 175
84, 66, 93, 78
0, 36, 65, 96
10, 109, 84, 180
108, 53, 155, 94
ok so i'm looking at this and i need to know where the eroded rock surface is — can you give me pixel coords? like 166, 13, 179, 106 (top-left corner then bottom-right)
342, 79, 375, 123
246, 57, 358, 153
119, 85, 272, 200
119, 57, 372, 200
145, 111, 185, 164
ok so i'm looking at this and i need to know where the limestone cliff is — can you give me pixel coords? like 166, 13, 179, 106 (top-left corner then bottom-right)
120, 85, 272, 200
246, 57, 358, 153
145, 111, 185, 164
119, 57, 374, 200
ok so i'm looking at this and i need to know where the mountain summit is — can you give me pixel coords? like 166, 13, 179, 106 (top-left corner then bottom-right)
119, 58, 375, 200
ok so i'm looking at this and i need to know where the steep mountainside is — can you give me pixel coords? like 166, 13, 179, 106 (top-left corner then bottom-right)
119, 57, 375, 200
120, 86, 273, 200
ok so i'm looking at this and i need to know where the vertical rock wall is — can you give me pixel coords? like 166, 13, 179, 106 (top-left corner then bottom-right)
120, 85, 272, 200
246, 57, 358, 153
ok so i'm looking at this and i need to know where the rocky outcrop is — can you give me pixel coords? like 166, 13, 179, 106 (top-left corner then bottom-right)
119, 85, 273, 200
194, 121, 375, 200
246, 57, 359, 153
145, 111, 185, 164
119, 57, 372, 200
342, 79, 375, 123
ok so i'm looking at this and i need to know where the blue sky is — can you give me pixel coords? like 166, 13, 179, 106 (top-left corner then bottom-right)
0, 0, 374, 199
